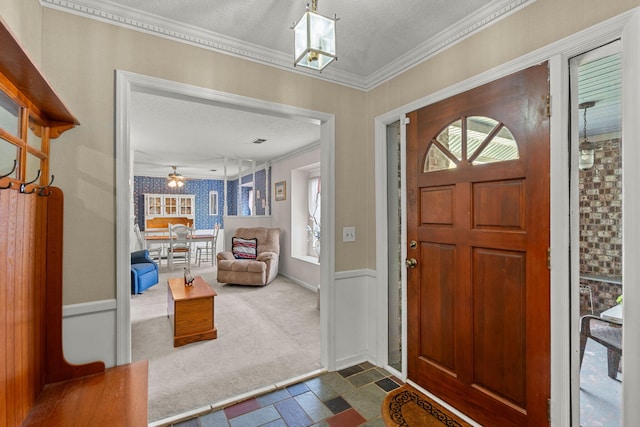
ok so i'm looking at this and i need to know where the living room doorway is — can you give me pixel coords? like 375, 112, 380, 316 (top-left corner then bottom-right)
115, 70, 335, 422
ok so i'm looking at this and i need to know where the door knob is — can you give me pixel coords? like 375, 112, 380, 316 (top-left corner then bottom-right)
405, 258, 417, 269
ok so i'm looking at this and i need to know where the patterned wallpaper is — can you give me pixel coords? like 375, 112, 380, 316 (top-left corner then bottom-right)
134, 176, 224, 230
134, 167, 271, 230
227, 167, 271, 216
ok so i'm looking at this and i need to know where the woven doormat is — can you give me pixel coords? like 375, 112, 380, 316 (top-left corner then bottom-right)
382, 384, 473, 427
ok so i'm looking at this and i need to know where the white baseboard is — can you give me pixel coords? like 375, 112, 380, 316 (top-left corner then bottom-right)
63, 299, 117, 368
335, 353, 376, 371
279, 272, 319, 292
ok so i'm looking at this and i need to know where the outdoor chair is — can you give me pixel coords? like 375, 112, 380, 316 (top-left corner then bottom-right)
579, 314, 622, 380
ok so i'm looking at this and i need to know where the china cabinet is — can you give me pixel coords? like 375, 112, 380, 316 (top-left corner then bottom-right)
144, 193, 195, 229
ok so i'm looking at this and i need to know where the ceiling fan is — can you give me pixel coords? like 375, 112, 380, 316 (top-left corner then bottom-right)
167, 166, 186, 188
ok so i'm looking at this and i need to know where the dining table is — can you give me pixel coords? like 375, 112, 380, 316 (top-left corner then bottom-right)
600, 303, 622, 324
144, 233, 215, 244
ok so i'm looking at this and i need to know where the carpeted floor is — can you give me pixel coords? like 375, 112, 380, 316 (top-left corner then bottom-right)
382, 384, 473, 427
131, 265, 321, 422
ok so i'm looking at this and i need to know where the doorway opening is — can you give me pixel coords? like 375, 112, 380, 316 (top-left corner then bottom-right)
570, 42, 623, 427
115, 70, 335, 422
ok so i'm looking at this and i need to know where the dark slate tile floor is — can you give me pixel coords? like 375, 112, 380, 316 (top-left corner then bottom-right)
169, 362, 402, 427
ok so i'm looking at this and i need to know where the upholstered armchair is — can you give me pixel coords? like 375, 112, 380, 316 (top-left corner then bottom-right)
131, 249, 159, 294
216, 227, 281, 286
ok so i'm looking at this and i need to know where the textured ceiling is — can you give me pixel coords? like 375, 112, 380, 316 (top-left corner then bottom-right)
131, 91, 321, 179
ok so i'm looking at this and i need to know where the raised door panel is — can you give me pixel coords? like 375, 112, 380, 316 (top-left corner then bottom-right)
472, 248, 526, 408
419, 242, 457, 373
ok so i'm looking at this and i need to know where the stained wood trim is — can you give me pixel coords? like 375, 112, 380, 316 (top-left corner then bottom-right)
45, 187, 105, 383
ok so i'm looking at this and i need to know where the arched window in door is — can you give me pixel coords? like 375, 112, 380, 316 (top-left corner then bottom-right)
424, 116, 519, 172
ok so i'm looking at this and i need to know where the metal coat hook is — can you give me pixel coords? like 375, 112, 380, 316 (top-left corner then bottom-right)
0, 160, 17, 189
38, 175, 55, 196
19, 169, 41, 194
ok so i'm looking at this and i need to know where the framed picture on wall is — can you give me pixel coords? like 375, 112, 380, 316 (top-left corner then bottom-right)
275, 181, 286, 201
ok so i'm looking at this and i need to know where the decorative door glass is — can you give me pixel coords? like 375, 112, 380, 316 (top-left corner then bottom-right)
424, 116, 519, 172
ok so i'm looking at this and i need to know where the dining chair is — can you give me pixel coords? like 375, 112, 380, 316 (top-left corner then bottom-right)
195, 224, 220, 267
133, 223, 162, 267
168, 224, 193, 269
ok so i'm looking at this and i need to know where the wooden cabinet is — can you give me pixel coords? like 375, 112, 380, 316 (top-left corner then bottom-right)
167, 276, 217, 347
144, 193, 195, 229
144, 194, 194, 218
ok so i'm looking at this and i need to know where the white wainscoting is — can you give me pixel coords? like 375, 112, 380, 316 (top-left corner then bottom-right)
333, 269, 378, 370
61, 269, 379, 373
63, 299, 118, 368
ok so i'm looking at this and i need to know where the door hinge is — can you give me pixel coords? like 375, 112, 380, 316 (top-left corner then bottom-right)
547, 398, 551, 422
547, 248, 551, 270
402, 116, 411, 125
545, 94, 551, 117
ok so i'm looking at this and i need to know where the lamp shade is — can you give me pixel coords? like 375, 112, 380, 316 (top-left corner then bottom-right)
294, 9, 336, 71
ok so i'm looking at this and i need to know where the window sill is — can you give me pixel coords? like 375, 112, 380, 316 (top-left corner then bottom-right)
292, 255, 320, 265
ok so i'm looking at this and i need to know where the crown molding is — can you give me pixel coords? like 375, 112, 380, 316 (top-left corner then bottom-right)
364, 0, 536, 89
41, 0, 536, 91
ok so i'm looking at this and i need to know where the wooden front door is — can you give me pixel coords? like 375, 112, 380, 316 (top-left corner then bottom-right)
406, 63, 550, 427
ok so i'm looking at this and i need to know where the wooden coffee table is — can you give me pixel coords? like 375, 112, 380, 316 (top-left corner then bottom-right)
167, 276, 217, 347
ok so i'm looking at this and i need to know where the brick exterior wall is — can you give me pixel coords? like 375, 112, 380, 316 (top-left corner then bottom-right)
578, 138, 622, 315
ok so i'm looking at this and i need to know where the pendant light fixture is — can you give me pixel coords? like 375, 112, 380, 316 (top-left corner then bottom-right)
578, 101, 596, 170
293, 0, 338, 71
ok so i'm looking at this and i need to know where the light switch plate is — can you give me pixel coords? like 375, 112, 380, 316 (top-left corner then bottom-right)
343, 226, 356, 242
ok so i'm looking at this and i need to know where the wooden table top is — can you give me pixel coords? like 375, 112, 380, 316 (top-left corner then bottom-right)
145, 234, 214, 241
600, 304, 622, 324
168, 276, 217, 301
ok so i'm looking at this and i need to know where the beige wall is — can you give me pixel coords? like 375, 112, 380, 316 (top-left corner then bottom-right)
36, 7, 366, 303
0, 0, 43, 65
3, 0, 640, 304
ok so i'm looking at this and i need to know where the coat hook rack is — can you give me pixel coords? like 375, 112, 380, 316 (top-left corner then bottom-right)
0, 159, 17, 189
19, 169, 41, 194
38, 174, 55, 196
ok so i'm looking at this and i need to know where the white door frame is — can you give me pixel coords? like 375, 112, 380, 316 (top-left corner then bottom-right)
374, 8, 640, 426
114, 71, 336, 370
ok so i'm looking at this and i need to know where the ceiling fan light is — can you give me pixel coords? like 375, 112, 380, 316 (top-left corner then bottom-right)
168, 179, 177, 188
177, 180, 184, 187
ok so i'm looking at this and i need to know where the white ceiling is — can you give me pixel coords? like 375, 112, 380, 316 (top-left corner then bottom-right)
43, 0, 536, 180
43, 0, 532, 89
131, 90, 321, 179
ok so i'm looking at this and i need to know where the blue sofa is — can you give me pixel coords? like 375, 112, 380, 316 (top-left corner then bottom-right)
131, 250, 159, 294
